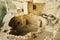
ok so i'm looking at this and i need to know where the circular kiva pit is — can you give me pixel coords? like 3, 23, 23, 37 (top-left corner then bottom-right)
8, 15, 40, 36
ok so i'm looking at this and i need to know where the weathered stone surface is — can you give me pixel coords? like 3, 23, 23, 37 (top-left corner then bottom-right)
0, 0, 60, 40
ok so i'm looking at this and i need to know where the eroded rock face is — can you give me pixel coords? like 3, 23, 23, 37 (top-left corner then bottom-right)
8, 15, 41, 36
0, 0, 60, 40
1, 13, 60, 40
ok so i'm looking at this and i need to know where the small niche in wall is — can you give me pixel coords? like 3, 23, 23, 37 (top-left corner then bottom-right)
22, 9, 24, 12
33, 4, 36, 10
